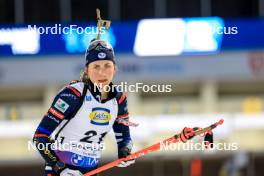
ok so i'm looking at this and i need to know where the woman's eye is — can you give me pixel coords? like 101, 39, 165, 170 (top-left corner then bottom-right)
105, 64, 111, 68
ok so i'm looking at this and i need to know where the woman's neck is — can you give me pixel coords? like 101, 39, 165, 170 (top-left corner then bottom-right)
101, 91, 109, 101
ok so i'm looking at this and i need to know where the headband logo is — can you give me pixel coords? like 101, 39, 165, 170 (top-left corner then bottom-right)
98, 52, 106, 59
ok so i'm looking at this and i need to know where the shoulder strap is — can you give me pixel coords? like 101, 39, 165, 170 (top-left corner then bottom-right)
54, 83, 88, 140
71, 83, 88, 117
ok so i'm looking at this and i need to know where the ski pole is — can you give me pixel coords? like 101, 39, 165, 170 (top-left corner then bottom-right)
84, 119, 224, 176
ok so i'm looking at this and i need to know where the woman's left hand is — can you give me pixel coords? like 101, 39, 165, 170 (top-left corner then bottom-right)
117, 145, 135, 167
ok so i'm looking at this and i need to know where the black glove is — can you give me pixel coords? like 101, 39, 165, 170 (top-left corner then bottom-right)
117, 144, 135, 167
204, 131, 214, 148
118, 146, 131, 159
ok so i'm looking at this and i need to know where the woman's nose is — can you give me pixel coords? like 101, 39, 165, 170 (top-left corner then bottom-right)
98, 68, 105, 76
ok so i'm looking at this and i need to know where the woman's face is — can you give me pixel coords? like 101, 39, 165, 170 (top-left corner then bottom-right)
86, 60, 116, 89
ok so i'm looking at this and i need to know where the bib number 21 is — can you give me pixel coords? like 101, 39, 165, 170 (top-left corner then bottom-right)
80, 130, 107, 144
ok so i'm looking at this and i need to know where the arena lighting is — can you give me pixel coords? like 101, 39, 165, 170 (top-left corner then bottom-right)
134, 18, 186, 56
0, 27, 40, 54
133, 17, 224, 56
185, 20, 218, 51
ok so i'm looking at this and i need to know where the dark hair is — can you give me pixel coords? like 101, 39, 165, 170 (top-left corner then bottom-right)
80, 68, 89, 83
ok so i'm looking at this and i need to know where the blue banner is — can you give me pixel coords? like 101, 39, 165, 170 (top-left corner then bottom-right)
0, 18, 264, 57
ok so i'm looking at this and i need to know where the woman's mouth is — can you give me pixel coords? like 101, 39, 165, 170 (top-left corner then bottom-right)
98, 79, 108, 84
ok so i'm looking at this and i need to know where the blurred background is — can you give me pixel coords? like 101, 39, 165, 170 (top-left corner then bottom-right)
1, 0, 264, 175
